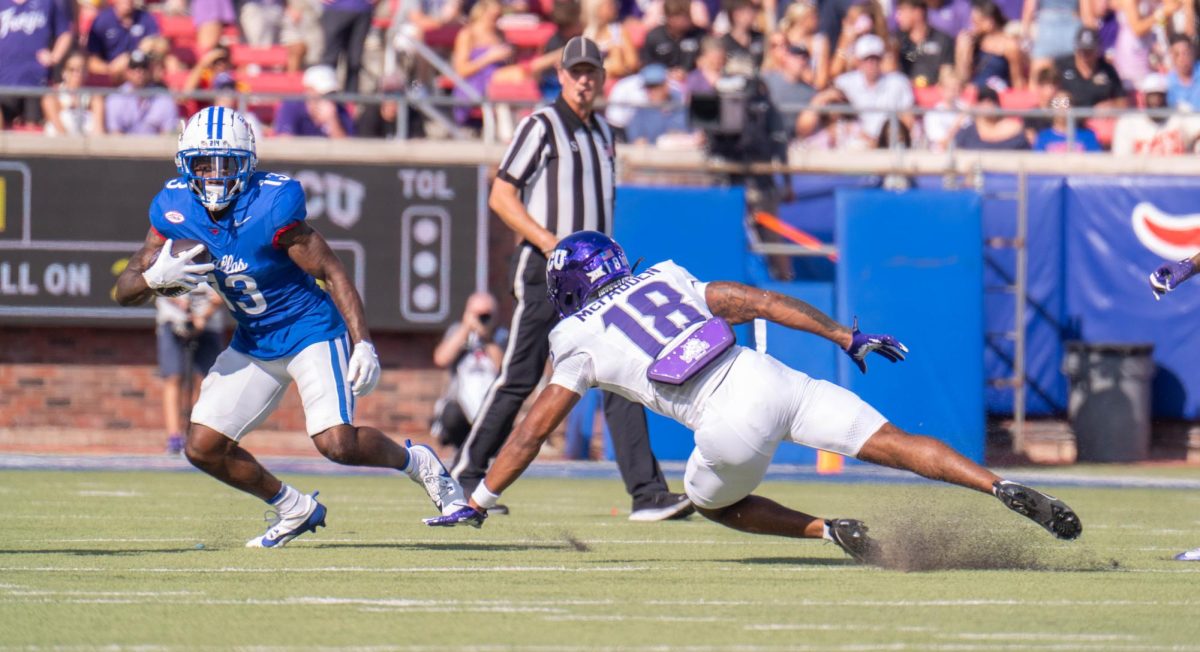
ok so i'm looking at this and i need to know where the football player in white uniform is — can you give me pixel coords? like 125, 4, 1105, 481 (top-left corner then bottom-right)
426, 231, 1082, 562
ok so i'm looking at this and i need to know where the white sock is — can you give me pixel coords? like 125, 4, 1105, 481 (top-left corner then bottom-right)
403, 447, 424, 480
268, 484, 305, 517
821, 521, 832, 541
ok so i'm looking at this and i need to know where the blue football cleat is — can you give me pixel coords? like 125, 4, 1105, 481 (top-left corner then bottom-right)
246, 491, 327, 548
405, 440, 468, 516
424, 505, 487, 528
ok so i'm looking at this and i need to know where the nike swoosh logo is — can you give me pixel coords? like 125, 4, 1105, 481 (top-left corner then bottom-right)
233, 215, 254, 227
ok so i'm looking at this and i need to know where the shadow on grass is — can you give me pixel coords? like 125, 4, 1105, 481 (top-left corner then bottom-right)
0, 548, 201, 556
728, 556, 859, 567
308, 541, 575, 552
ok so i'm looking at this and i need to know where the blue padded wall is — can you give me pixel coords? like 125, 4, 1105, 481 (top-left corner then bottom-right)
836, 190, 985, 462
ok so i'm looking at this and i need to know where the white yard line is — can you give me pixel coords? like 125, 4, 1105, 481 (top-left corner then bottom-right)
0, 565, 655, 574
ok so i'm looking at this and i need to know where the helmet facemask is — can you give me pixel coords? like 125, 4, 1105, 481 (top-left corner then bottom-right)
175, 107, 258, 213
178, 150, 254, 212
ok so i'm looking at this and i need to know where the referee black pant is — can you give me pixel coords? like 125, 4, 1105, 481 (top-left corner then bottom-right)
449, 245, 671, 507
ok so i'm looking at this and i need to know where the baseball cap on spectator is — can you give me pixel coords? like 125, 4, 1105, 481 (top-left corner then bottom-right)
1075, 27, 1099, 51
976, 86, 1001, 104
1139, 73, 1168, 94
854, 34, 885, 60
561, 36, 604, 69
641, 63, 668, 86
303, 65, 340, 95
213, 71, 237, 90
128, 49, 150, 69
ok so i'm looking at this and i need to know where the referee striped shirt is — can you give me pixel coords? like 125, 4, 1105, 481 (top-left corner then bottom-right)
496, 95, 616, 239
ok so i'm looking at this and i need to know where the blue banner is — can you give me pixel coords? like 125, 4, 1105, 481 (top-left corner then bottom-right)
1064, 177, 1200, 418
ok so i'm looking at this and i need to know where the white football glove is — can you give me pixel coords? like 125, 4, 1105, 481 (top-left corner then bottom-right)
142, 239, 215, 293
347, 341, 381, 397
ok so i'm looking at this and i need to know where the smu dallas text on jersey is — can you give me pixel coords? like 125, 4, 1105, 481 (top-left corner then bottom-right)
149, 171, 345, 359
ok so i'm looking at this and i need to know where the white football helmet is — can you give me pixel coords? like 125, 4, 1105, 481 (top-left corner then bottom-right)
175, 107, 258, 212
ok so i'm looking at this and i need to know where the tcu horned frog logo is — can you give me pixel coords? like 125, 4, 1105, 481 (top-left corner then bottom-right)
1131, 202, 1200, 260
548, 249, 568, 270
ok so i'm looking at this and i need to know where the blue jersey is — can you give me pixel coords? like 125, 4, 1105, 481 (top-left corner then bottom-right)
149, 172, 346, 360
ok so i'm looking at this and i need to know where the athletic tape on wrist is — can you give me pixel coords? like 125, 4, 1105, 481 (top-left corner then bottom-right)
471, 483, 501, 510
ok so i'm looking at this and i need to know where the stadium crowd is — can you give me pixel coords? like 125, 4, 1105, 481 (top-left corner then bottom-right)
4, 0, 1200, 151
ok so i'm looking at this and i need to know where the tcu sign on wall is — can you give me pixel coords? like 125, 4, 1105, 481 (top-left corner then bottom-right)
0, 158, 484, 332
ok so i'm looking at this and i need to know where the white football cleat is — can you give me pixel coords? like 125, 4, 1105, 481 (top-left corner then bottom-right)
1175, 547, 1200, 561
405, 440, 468, 516
245, 491, 327, 548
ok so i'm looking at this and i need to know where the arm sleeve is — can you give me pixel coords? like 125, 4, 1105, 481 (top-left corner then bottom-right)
141, 11, 161, 38
268, 179, 308, 231
147, 190, 177, 239
52, 0, 72, 37
86, 17, 105, 56
549, 350, 595, 396
496, 114, 547, 188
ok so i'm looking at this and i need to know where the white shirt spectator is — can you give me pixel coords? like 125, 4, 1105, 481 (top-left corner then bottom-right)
1111, 113, 1200, 155
834, 69, 915, 140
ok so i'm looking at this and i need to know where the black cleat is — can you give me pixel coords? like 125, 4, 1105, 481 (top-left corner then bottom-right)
826, 518, 881, 564
629, 493, 694, 522
993, 480, 1082, 540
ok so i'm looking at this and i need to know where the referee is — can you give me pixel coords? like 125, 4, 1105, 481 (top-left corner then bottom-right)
450, 36, 693, 522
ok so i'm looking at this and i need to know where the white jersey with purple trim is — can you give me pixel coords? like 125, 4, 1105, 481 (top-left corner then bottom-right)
548, 260, 740, 429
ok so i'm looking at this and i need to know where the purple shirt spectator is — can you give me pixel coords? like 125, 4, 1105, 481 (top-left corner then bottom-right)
322, 0, 371, 12
0, 0, 72, 86
87, 7, 159, 62
273, 99, 355, 137
685, 67, 716, 94
104, 83, 179, 134
924, 0, 971, 37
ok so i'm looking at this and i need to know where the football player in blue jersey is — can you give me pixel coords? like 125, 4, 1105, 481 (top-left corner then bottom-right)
115, 107, 467, 548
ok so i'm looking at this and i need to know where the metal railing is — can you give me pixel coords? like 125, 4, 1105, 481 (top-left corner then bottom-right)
5, 83, 1194, 149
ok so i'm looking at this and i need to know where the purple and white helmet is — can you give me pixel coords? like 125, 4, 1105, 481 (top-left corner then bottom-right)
546, 231, 632, 318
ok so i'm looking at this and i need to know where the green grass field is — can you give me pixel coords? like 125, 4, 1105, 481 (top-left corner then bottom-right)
2, 468, 1200, 651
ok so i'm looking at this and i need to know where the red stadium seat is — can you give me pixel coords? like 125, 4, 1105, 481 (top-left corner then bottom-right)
487, 77, 540, 102
244, 71, 306, 95
423, 24, 460, 49
999, 88, 1038, 109
156, 12, 196, 43
229, 44, 290, 71
914, 86, 942, 108
170, 44, 199, 67
502, 22, 555, 50
84, 72, 113, 87
163, 69, 191, 91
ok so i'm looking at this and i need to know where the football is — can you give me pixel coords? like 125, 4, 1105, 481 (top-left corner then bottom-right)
152, 238, 212, 297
